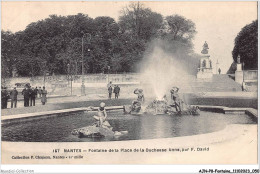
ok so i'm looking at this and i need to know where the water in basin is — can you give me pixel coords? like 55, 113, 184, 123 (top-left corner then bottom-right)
1, 111, 256, 142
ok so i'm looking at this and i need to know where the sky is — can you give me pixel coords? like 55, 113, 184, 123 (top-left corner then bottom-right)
1, 1, 258, 73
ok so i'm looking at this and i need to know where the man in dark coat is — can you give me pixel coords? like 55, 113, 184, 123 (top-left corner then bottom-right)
108, 86, 113, 99
218, 68, 221, 74
1, 87, 9, 109
22, 86, 30, 107
28, 86, 33, 106
113, 85, 120, 99
10, 87, 18, 108
30, 87, 37, 106
35, 86, 39, 98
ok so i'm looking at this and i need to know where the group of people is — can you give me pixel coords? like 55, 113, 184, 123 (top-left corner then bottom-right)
107, 82, 121, 99
22, 85, 47, 107
1, 85, 47, 109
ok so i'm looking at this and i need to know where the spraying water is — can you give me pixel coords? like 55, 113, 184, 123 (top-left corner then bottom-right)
140, 44, 189, 100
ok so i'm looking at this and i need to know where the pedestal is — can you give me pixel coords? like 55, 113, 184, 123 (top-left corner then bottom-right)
235, 70, 243, 85
237, 63, 242, 71
197, 53, 213, 79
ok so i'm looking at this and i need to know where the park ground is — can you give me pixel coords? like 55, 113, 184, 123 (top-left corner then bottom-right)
1, 79, 258, 165
2, 74, 257, 117
1, 90, 257, 117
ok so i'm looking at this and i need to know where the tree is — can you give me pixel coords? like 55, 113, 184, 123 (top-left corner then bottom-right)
1, 30, 18, 77
119, 2, 163, 41
155, 15, 197, 66
232, 20, 258, 70
164, 15, 196, 41
1, 4, 198, 76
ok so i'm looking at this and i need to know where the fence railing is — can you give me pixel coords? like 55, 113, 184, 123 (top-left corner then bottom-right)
4, 73, 142, 87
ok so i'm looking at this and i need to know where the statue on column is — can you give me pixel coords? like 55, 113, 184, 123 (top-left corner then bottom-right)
201, 41, 209, 54
237, 54, 241, 64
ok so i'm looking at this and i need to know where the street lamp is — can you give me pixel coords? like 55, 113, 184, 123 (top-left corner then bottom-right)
242, 62, 245, 82
42, 60, 47, 87
81, 33, 86, 96
67, 63, 73, 96
81, 32, 91, 96
107, 66, 110, 84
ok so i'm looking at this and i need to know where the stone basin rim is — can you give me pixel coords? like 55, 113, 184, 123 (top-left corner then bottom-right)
1, 105, 257, 123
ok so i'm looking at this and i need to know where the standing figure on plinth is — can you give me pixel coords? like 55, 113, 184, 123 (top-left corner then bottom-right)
237, 54, 241, 64
201, 41, 209, 54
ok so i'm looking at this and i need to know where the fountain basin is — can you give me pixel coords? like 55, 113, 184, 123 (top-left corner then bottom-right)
1, 110, 256, 142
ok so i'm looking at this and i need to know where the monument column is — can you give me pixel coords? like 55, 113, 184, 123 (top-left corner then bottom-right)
196, 41, 213, 79
235, 54, 243, 84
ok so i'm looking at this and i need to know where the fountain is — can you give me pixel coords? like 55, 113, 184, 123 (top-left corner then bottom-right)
71, 106, 128, 138
145, 97, 168, 115
129, 97, 199, 116
129, 45, 200, 116
73, 43, 200, 138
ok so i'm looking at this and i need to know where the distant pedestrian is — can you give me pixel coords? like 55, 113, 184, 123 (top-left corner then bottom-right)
38, 87, 42, 98
218, 68, 221, 74
113, 85, 120, 99
107, 81, 112, 88
28, 86, 33, 106
30, 87, 36, 106
34, 87, 38, 99
41, 86, 47, 105
1, 87, 9, 109
35, 86, 39, 98
22, 86, 30, 107
10, 87, 18, 108
108, 86, 113, 99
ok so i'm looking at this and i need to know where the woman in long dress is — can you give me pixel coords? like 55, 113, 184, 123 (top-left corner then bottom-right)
41, 86, 47, 105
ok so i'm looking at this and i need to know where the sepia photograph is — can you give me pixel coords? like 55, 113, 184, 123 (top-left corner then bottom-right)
1, 0, 258, 172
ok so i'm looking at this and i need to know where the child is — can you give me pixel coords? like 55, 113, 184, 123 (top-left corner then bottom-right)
170, 87, 182, 112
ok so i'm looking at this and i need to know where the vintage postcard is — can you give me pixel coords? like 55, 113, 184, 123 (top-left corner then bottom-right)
1, 0, 258, 171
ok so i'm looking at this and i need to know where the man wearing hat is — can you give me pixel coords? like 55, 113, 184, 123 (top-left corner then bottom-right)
10, 87, 18, 108
1, 87, 9, 109
108, 85, 113, 99
29, 86, 37, 106
22, 85, 30, 107
113, 85, 120, 99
